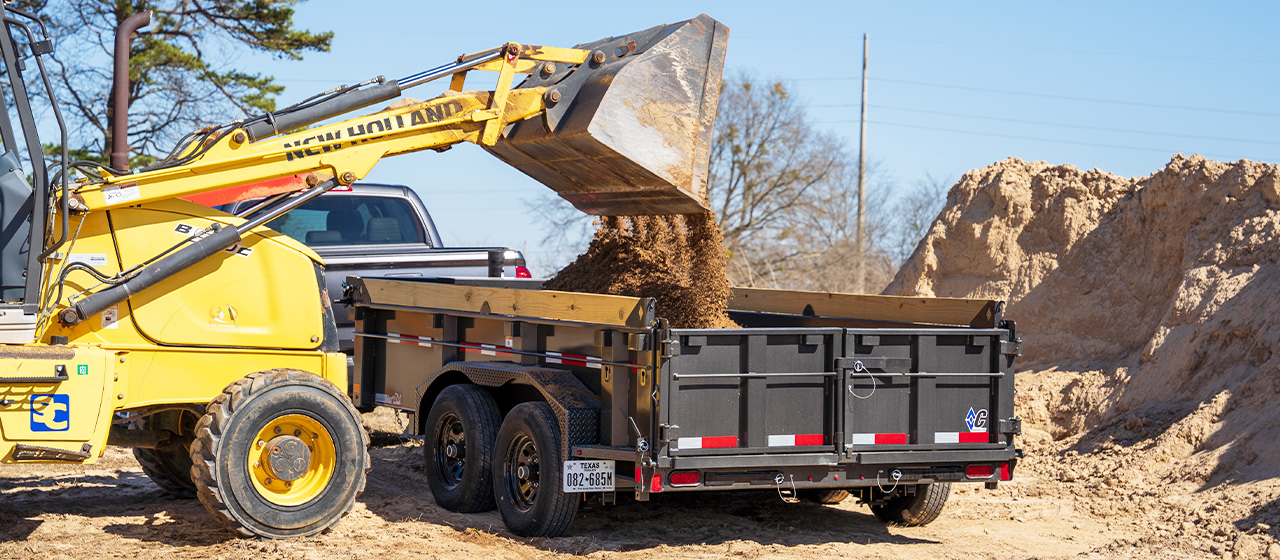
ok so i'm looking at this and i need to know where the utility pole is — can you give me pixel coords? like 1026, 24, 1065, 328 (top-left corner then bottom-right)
856, 33, 868, 293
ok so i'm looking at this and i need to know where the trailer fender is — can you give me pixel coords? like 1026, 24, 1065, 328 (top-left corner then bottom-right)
416, 362, 599, 459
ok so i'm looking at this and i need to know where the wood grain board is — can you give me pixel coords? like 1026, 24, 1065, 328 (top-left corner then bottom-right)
728, 287, 1000, 328
357, 278, 654, 329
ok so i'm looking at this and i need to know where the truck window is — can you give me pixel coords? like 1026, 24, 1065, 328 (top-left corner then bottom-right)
264, 195, 427, 247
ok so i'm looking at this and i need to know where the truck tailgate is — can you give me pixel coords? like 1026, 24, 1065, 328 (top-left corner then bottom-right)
662, 326, 1017, 462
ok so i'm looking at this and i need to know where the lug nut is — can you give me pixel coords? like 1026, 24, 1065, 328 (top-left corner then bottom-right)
257, 440, 265, 448
294, 429, 302, 436
265, 478, 272, 485
274, 426, 282, 435
253, 461, 261, 469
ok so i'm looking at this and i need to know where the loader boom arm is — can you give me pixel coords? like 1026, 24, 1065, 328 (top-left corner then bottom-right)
73, 44, 574, 212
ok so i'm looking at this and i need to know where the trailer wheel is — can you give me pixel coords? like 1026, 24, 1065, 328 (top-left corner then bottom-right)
190, 370, 370, 538
870, 483, 950, 526
799, 489, 850, 504
133, 409, 200, 499
493, 402, 578, 537
425, 384, 500, 512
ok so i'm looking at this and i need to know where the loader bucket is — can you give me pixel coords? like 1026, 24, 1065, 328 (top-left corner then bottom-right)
485, 14, 728, 216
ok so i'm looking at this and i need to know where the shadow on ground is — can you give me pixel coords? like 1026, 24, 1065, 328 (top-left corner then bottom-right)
359, 444, 935, 555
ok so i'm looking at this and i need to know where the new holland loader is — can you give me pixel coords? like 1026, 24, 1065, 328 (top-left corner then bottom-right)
0, 6, 726, 538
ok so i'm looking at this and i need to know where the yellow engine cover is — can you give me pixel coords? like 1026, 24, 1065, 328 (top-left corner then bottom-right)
102, 200, 329, 350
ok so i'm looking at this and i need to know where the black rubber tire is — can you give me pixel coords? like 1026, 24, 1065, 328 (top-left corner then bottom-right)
133, 409, 201, 499
190, 370, 370, 538
492, 402, 578, 537
424, 384, 500, 513
870, 483, 950, 526
798, 489, 850, 504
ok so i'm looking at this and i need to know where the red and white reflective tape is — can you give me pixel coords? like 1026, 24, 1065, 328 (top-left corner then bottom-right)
849, 433, 909, 445
934, 431, 989, 444
387, 333, 434, 347
460, 342, 513, 357
767, 434, 825, 447
545, 351, 603, 369
675, 436, 737, 450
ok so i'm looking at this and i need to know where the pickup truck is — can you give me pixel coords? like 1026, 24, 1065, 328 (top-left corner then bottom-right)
345, 277, 1022, 538
221, 183, 530, 352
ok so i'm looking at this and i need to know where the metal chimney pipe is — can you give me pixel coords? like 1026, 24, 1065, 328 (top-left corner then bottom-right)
110, 10, 151, 171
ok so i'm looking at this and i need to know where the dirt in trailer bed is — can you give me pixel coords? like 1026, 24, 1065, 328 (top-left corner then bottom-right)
545, 212, 739, 329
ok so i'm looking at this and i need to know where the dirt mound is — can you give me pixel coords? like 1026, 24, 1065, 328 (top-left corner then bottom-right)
546, 212, 737, 329
885, 154, 1280, 545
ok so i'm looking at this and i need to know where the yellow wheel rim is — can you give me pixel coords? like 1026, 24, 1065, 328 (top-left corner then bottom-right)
248, 414, 336, 506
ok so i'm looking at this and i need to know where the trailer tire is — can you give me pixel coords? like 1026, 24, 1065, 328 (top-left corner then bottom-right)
133, 409, 201, 499
799, 489, 850, 504
425, 384, 500, 513
870, 483, 950, 526
190, 370, 370, 538
493, 402, 578, 537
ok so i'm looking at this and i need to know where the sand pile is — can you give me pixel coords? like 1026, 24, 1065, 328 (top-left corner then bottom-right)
885, 155, 1280, 547
546, 212, 737, 329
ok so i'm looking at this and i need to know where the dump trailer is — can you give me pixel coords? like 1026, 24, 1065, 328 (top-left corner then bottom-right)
0, 8, 727, 539
346, 277, 1023, 537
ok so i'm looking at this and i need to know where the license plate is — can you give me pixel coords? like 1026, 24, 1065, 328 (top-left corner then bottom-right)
563, 460, 615, 493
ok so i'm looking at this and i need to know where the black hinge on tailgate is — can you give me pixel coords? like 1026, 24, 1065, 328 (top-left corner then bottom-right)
999, 319, 1022, 357
999, 417, 1022, 435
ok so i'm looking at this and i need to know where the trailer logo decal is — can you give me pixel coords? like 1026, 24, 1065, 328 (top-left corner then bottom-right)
966, 407, 988, 432
30, 394, 70, 432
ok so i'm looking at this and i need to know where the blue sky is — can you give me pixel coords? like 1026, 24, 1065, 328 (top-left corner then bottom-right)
233, 0, 1279, 273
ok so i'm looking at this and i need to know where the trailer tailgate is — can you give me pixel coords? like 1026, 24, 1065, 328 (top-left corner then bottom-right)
660, 326, 1017, 465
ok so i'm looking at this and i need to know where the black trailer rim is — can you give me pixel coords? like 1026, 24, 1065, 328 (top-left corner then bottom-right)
503, 433, 539, 512
434, 412, 466, 489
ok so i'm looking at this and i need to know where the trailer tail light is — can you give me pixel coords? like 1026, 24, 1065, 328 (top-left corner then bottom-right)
1000, 462, 1012, 481
668, 471, 700, 487
651, 472, 663, 492
965, 464, 995, 479
515, 265, 532, 278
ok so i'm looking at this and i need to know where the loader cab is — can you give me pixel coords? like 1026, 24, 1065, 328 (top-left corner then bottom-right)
0, 6, 68, 341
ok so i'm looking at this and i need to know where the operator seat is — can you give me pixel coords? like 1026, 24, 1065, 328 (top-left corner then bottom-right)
0, 151, 32, 303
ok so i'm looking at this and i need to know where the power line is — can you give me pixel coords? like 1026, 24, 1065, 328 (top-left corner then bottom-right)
873, 36, 1280, 66
855, 104, 1280, 147
854, 119, 1268, 160
810, 77, 1280, 118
